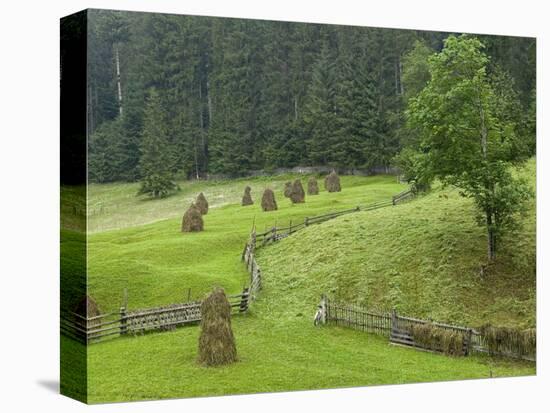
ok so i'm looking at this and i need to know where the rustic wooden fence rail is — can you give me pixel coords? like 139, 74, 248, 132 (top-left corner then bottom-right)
62, 187, 415, 344
319, 296, 535, 361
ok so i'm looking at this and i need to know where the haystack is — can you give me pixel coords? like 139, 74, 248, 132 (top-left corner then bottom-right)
74, 295, 100, 318
241, 186, 253, 206
324, 170, 341, 192
283, 181, 292, 198
307, 177, 319, 195
195, 192, 209, 215
261, 188, 278, 211
198, 288, 237, 366
181, 203, 204, 232
74, 295, 101, 328
289, 179, 305, 204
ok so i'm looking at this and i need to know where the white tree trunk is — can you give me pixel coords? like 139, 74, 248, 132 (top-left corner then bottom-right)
115, 44, 123, 116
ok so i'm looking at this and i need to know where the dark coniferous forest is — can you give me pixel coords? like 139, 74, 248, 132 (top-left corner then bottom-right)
87, 9, 535, 182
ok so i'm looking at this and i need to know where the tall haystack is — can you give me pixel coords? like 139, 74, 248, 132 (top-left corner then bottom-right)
289, 179, 305, 204
307, 177, 319, 195
181, 203, 204, 232
195, 192, 209, 215
241, 186, 253, 206
74, 295, 101, 328
74, 295, 101, 318
283, 181, 292, 198
198, 288, 237, 366
324, 170, 341, 192
261, 188, 278, 211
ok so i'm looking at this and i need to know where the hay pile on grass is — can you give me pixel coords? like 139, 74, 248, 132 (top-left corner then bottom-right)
289, 179, 305, 204
74, 295, 100, 318
307, 177, 319, 195
261, 188, 278, 211
324, 170, 341, 192
241, 186, 253, 206
411, 323, 465, 356
181, 203, 204, 232
479, 324, 536, 357
74, 295, 101, 327
198, 288, 237, 366
283, 181, 292, 198
195, 192, 209, 215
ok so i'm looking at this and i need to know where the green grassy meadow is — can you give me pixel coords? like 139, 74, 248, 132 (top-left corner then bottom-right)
63, 165, 536, 403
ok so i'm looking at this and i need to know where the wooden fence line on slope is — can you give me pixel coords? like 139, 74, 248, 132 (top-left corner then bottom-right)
319, 296, 535, 361
61, 188, 414, 345
255, 189, 414, 246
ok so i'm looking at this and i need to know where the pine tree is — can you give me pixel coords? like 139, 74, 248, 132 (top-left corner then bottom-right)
303, 45, 339, 165
137, 89, 178, 198
335, 57, 379, 168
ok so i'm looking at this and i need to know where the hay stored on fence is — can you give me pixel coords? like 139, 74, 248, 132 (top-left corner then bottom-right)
198, 288, 237, 366
195, 192, 209, 215
283, 181, 292, 198
478, 325, 536, 356
290, 179, 305, 203
411, 323, 465, 356
241, 186, 253, 206
324, 170, 341, 192
307, 177, 319, 195
181, 203, 204, 232
261, 188, 278, 211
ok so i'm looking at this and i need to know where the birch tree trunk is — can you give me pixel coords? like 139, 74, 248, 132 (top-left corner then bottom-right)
115, 44, 123, 116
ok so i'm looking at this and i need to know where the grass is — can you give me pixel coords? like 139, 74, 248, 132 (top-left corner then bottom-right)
255, 159, 536, 329
61, 164, 536, 403
87, 174, 405, 313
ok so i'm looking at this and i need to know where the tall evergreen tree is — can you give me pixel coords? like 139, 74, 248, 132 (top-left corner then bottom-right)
138, 89, 178, 198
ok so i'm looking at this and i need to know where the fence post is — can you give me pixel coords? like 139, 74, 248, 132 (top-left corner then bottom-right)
305, 217, 309, 227
321, 294, 327, 324
465, 328, 473, 356
120, 306, 127, 336
391, 308, 397, 333
239, 287, 250, 312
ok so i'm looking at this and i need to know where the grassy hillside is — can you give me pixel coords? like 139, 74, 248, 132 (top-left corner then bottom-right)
80, 164, 535, 403
88, 174, 405, 312
256, 159, 536, 329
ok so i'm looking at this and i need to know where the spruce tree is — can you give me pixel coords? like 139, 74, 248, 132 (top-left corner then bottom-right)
137, 89, 178, 198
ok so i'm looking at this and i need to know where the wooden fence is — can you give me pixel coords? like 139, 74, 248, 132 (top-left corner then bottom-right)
62, 188, 415, 345
255, 189, 413, 246
320, 297, 535, 361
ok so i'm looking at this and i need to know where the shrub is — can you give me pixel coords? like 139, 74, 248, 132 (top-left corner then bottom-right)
198, 288, 237, 366
478, 324, 536, 357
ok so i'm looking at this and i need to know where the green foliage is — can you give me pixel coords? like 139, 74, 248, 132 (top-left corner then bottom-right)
86, 11, 536, 180
406, 35, 533, 259
137, 89, 179, 198
80, 169, 535, 402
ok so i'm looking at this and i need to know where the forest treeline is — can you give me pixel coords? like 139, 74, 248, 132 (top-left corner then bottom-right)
87, 9, 535, 182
